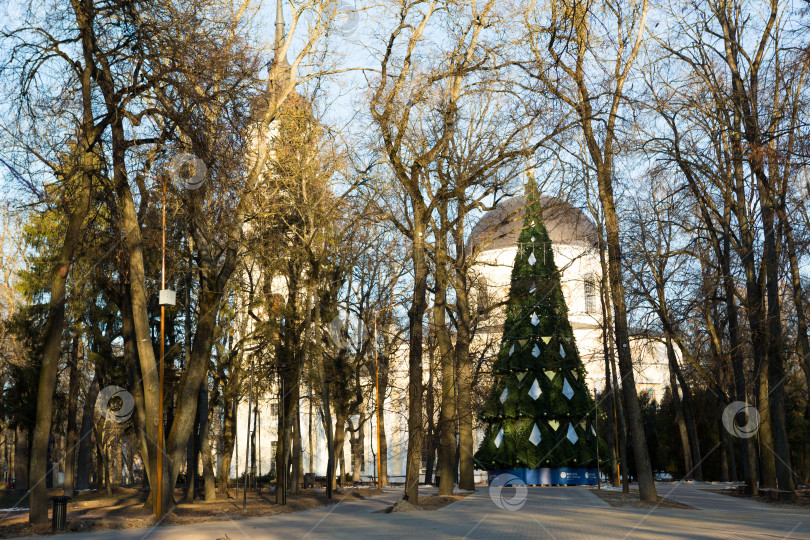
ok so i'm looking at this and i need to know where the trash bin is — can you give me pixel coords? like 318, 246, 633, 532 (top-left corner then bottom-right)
51, 496, 70, 533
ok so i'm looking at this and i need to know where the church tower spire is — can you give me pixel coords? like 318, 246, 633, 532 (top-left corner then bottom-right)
274, 0, 289, 69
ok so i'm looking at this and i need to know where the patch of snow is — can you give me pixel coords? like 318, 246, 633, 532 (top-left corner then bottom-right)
597, 486, 623, 492
0, 507, 29, 512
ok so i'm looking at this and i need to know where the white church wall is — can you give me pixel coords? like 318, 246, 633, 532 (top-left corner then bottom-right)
230, 387, 414, 483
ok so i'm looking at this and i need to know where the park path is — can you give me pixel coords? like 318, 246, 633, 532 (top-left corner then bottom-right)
26, 483, 810, 539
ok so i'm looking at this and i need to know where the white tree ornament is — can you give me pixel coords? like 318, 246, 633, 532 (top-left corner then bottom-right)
559, 344, 566, 358
500, 387, 509, 404
532, 344, 541, 357
567, 423, 579, 444
562, 378, 574, 400
494, 427, 504, 448
529, 423, 542, 446
528, 379, 542, 400
530, 312, 540, 326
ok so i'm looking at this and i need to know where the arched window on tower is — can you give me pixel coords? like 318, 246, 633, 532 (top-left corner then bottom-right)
584, 274, 598, 314
474, 276, 492, 322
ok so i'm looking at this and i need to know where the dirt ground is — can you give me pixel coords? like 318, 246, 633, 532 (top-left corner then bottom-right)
708, 487, 810, 508
375, 492, 471, 513
0, 485, 383, 538
414, 494, 469, 511
589, 488, 695, 509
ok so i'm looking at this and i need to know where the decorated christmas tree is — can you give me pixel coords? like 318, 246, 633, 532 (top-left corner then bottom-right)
474, 180, 604, 485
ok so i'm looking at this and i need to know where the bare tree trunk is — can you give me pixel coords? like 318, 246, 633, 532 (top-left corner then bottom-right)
668, 345, 692, 478
759, 192, 793, 492
756, 368, 777, 488
333, 410, 347, 489
405, 212, 428, 503
14, 426, 28, 493
184, 402, 200, 503
218, 397, 237, 494
721, 202, 758, 495
599, 230, 629, 493
76, 374, 99, 491
377, 359, 389, 488
64, 337, 80, 496
779, 204, 810, 484
350, 416, 364, 483
28, 174, 90, 521
599, 257, 620, 488
200, 380, 216, 501
666, 336, 702, 480
599, 170, 657, 502
121, 291, 154, 505
719, 414, 730, 482
292, 391, 303, 493
674, 356, 703, 481
453, 300, 474, 491
311, 300, 335, 499
425, 363, 436, 486
434, 207, 456, 496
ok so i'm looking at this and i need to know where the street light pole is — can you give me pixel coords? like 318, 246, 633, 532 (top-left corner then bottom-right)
156, 179, 176, 518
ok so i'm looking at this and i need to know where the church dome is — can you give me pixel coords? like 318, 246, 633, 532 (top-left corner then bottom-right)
470, 195, 599, 251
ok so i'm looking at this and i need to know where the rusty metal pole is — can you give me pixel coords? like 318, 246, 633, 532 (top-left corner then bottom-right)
374, 313, 383, 490
244, 360, 253, 510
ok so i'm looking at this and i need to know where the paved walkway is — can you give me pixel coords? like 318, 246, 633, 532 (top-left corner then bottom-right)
27, 483, 810, 539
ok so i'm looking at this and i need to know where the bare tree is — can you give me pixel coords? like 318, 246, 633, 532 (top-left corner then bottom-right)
523, 0, 657, 501
368, 0, 495, 503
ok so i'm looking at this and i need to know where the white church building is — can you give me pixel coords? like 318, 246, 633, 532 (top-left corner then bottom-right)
230, 195, 670, 483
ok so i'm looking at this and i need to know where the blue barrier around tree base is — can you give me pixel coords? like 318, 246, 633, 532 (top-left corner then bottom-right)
487, 468, 597, 486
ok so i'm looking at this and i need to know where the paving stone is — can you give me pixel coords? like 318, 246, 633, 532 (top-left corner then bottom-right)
23, 483, 810, 539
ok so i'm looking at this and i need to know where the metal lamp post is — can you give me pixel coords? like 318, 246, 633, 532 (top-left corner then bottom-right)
157, 180, 176, 518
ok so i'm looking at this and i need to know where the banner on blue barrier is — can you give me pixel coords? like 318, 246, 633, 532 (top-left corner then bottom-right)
487, 467, 598, 486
